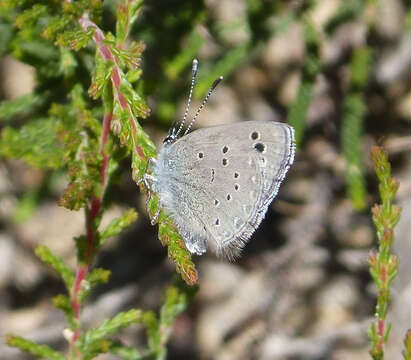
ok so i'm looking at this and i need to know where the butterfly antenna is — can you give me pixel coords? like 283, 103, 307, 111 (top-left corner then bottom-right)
183, 75, 223, 136
175, 59, 199, 138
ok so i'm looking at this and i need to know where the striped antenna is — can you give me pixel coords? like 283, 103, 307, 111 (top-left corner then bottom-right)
183, 75, 223, 136
175, 59, 199, 137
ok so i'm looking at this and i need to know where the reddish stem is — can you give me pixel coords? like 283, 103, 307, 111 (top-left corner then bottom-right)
377, 318, 385, 351
79, 14, 145, 158
70, 108, 112, 347
99, 112, 113, 199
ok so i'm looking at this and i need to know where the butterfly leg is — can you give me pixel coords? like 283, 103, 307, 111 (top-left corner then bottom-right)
137, 158, 162, 225
137, 174, 155, 205
137, 158, 158, 194
151, 206, 161, 225
137, 157, 157, 187
139, 173, 162, 224
145, 177, 161, 225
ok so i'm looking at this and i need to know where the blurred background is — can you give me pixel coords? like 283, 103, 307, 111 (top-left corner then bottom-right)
1, 0, 411, 359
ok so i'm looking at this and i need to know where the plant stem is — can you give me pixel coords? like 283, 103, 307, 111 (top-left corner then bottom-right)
70, 109, 112, 355
69, 12, 145, 357
78, 14, 145, 158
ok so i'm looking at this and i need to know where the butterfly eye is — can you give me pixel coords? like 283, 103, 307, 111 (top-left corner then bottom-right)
164, 127, 178, 144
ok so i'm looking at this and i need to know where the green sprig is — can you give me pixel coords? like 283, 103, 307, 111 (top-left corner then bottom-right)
35, 245, 75, 292
6, 336, 65, 360
79, 309, 143, 359
368, 146, 401, 360
341, 47, 372, 211
100, 208, 138, 244
56, 27, 96, 52
143, 279, 198, 359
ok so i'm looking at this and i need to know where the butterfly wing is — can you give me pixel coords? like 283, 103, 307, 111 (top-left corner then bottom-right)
154, 121, 295, 258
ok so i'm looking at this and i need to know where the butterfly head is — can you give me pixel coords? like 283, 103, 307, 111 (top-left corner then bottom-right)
163, 127, 178, 145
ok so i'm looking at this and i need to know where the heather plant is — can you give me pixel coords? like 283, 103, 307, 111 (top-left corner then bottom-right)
1, 0, 198, 358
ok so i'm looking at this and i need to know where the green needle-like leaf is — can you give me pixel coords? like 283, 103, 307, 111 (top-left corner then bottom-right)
100, 208, 138, 244
79, 309, 143, 359
6, 335, 66, 360
35, 245, 75, 292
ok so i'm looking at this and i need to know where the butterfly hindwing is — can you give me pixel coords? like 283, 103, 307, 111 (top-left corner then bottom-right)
153, 121, 295, 258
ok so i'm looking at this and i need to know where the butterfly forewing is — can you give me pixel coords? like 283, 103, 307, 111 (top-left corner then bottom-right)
155, 121, 294, 258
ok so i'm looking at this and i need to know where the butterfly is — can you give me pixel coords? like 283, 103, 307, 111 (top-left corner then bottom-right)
140, 59, 295, 259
